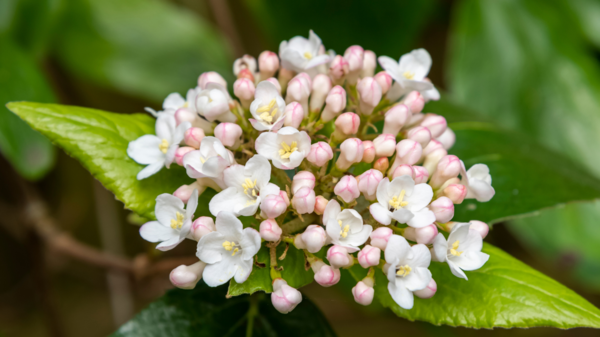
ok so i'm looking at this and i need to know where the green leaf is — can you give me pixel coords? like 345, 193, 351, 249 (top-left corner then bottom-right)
112, 282, 337, 337
53, 0, 233, 101
0, 38, 56, 180
349, 243, 600, 328
6, 102, 193, 219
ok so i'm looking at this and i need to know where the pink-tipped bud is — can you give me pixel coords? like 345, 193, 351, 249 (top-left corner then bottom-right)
198, 71, 227, 90
469, 220, 489, 239
383, 104, 410, 136
175, 146, 195, 166
264, 77, 282, 94
422, 139, 444, 157
321, 85, 347, 122
421, 115, 447, 138
173, 182, 198, 204
374, 157, 390, 174
285, 74, 311, 113
373, 134, 397, 158
423, 148, 448, 175
296, 72, 312, 87
184, 127, 205, 149
314, 196, 328, 215
360, 141, 375, 164
233, 54, 257, 76
307, 141, 334, 167
352, 280, 374, 306
392, 164, 415, 180
357, 169, 383, 201
374, 71, 392, 94
356, 77, 382, 115
258, 51, 280, 79
292, 187, 316, 215
271, 278, 302, 314
233, 78, 255, 108
260, 195, 288, 219
170, 261, 207, 289
310, 74, 332, 112
192, 216, 216, 241
259, 219, 283, 242
283, 102, 304, 128
357, 245, 381, 268
302, 225, 326, 253
370, 227, 393, 250
406, 126, 432, 148
175, 108, 197, 126
312, 261, 341, 287
335, 112, 360, 136
329, 55, 349, 84
437, 128, 456, 150
362, 50, 377, 78
327, 245, 352, 268
404, 224, 438, 245
429, 197, 454, 223
213, 122, 242, 148
414, 278, 437, 299
292, 171, 316, 194
430, 155, 461, 188
334, 175, 360, 203
391, 140, 422, 174
336, 138, 364, 170
237, 68, 255, 82
442, 184, 467, 204
401, 91, 425, 114
412, 166, 429, 184
344, 45, 364, 84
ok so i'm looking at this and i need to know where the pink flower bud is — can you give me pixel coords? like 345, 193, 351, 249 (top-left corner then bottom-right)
352, 280, 374, 305
327, 245, 352, 268
259, 219, 283, 242
260, 195, 288, 219
264, 77, 282, 94
321, 85, 347, 122
344, 45, 364, 84
389, 140, 422, 174
414, 278, 437, 299
469, 220, 489, 239
404, 224, 438, 245
362, 50, 377, 78
307, 141, 334, 166
430, 155, 461, 188
423, 148, 448, 175
357, 245, 381, 268
285, 74, 311, 113
292, 187, 316, 215
422, 139, 444, 157
370, 227, 393, 250
334, 175, 360, 203
233, 78, 255, 108
233, 54, 257, 76
329, 55, 349, 84
292, 171, 316, 194
373, 134, 397, 158
175, 146, 195, 166
401, 91, 425, 114
175, 108, 197, 126
314, 195, 328, 215
334, 112, 360, 136
173, 182, 198, 203
336, 138, 364, 170
374, 157, 389, 174
213, 122, 242, 148
391, 164, 415, 180
412, 166, 429, 184
279, 190, 290, 206
406, 126, 432, 148
192, 216, 216, 241
437, 128, 456, 150
283, 102, 304, 128
313, 261, 341, 287
170, 261, 207, 289
296, 72, 312, 87
442, 184, 467, 204
429, 197, 454, 223
237, 68, 255, 82
271, 278, 302, 314
184, 127, 205, 148
310, 74, 332, 112
258, 51, 280, 79
301, 225, 326, 253
198, 71, 227, 90
383, 104, 410, 136
357, 169, 383, 201
420, 115, 447, 138
356, 77, 382, 115
374, 71, 392, 94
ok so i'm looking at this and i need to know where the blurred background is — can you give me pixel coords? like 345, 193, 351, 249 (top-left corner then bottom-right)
1, 0, 600, 336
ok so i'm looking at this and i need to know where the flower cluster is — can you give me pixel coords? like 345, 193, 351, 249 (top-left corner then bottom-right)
128, 30, 495, 313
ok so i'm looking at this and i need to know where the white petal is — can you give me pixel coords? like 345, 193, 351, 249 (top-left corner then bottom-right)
246, 155, 272, 189
448, 260, 468, 280
136, 162, 163, 180
209, 187, 250, 217
323, 200, 341, 225
404, 184, 433, 212
388, 175, 415, 197
403, 266, 432, 292
197, 232, 225, 264
467, 164, 490, 180
391, 208, 415, 224
155, 194, 185, 226
255, 81, 280, 103
223, 164, 247, 188
451, 251, 489, 272
448, 222, 470, 246
388, 280, 414, 310
186, 189, 199, 218
202, 259, 237, 287
260, 183, 280, 198
127, 135, 163, 165
240, 228, 261, 261
215, 211, 243, 239
378, 56, 400, 78
156, 237, 184, 251
431, 233, 448, 262
255, 132, 279, 158
326, 221, 341, 242
385, 235, 411, 264
406, 208, 435, 228
156, 114, 176, 140
163, 93, 185, 110
139, 221, 175, 242
370, 203, 392, 225
234, 258, 254, 284
344, 225, 372, 247
468, 180, 495, 202
408, 244, 431, 268
305, 54, 331, 69
398, 48, 431, 81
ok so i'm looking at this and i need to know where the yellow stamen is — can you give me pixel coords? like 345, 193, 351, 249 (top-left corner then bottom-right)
170, 212, 184, 229
403, 71, 415, 80
338, 220, 343, 228
232, 248, 239, 256
396, 265, 412, 277
304, 51, 313, 60
159, 139, 169, 154
341, 225, 350, 238
182, 102, 189, 108
199, 156, 206, 164
278, 141, 298, 159
388, 190, 409, 210
242, 178, 258, 197
256, 99, 279, 124
450, 240, 463, 256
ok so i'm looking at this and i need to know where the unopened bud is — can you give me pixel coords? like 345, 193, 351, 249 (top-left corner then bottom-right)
442, 184, 467, 204
422, 139, 444, 157
370, 227, 393, 250
391, 164, 415, 180
357, 169, 383, 201
373, 134, 397, 158
213, 122, 242, 149
334, 175, 360, 203
401, 91, 425, 114
334, 112, 360, 136
329, 55, 349, 85
374, 71, 392, 94
423, 148, 448, 175
175, 108, 197, 126
192, 216, 216, 241
406, 126, 432, 149
430, 155, 461, 188
344, 45, 364, 84
469, 220, 489, 239
258, 51, 280, 79
198, 71, 227, 90
283, 102, 304, 128
271, 278, 302, 314
389, 140, 422, 173
260, 195, 288, 219
292, 187, 316, 214
327, 245, 352, 268
336, 138, 364, 170
374, 157, 390, 174
404, 224, 438, 244
292, 171, 316, 194
170, 261, 207, 289
175, 146, 195, 166
264, 77, 282, 94
414, 278, 437, 299
285, 74, 311, 113
307, 141, 334, 167
237, 68, 255, 82
383, 104, 410, 136
429, 197, 454, 223
310, 74, 332, 112
259, 219, 283, 242
352, 280, 374, 306
412, 166, 429, 184
233, 78, 255, 108
356, 77, 382, 115
361, 50, 377, 78
184, 127, 205, 149
302, 225, 326, 253
437, 128, 456, 150
357, 245, 381, 268
321, 86, 347, 122
314, 196, 328, 215
313, 261, 341, 287
421, 114, 447, 138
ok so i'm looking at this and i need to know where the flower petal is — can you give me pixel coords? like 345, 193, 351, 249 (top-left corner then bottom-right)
370, 203, 392, 225
385, 235, 411, 264
240, 228, 261, 261
430, 233, 448, 262
323, 200, 341, 225
388, 279, 414, 310
234, 258, 254, 284
127, 135, 163, 165
404, 183, 433, 212
136, 162, 163, 180
197, 231, 225, 264
139, 221, 175, 242
452, 251, 489, 272
406, 208, 435, 228
155, 193, 185, 226
403, 266, 432, 292
202, 259, 237, 287
215, 211, 243, 239
448, 260, 468, 280
209, 187, 251, 217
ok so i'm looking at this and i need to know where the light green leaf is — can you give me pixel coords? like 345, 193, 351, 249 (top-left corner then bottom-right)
349, 243, 600, 328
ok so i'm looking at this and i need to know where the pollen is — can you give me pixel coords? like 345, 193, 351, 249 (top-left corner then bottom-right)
159, 139, 169, 154
256, 99, 278, 123
338, 220, 343, 228
396, 265, 412, 277
170, 212, 184, 229
278, 141, 298, 159
242, 178, 258, 197
388, 190, 409, 210
450, 240, 463, 256
341, 225, 350, 238
223, 241, 241, 256
403, 71, 415, 80
304, 51, 313, 60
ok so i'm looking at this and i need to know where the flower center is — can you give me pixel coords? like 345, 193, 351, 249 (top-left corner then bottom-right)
278, 141, 298, 159
242, 178, 259, 199
159, 139, 169, 154
256, 99, 278, 123
450, 240, 463, 256
170, 212, 184, 229
403, 71, 415, 80
304, 51, 313, 60
396, 265, 412, 277
338, 220, 350, 238
222, 240, 241, 256
388, 190, 408, 211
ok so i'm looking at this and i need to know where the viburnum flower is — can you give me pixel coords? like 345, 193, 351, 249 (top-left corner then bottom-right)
139, 189, 199, 251
279, 30, 331, 76
196, 83, 237, 122
255, 127, 311, 170
183, 137, 235, 187
128, 114, 190, 180
209, 155, 280, 217
323, 200, 372, 252
146, 90, 197, 117
249, 81, 287, 131
385, 235, 432, 309
196, 211, 261, 287
460, 161, 495, 202
369, 175, 435, 228
431, 222, 489, 280
378, 49, 434, 94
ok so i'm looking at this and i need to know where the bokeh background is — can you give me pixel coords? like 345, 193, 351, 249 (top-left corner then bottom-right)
2, 0, 600, 336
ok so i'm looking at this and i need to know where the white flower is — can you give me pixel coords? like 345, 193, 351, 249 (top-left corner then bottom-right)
459, 161, 495, 202
196, 211, 261, 287
279, 30, 331, 75
195, 83, 237, 123
385, 235, 432, 309
323, 200, 372, 252
144, 89, 197, 116
249, 81, 286, 132
378, 49, 434, 94
209, 155, 280, 217
369, 175, 435, 228
127, 114, 190, 180
139, 189, 199, 251
183, 137, 235, 188
255, 127, 311, 170
431, 222, 490, 280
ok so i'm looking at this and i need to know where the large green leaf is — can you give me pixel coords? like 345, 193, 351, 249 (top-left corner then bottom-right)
112, 282, 336, 337
349, 243, 600, 328
6, 102, 192, 219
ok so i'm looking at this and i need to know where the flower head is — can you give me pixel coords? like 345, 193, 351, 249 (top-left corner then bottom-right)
249, 81, 287, 131
460, 162, 495, 202
183, 137, 235, 187
279, 30, 331, 76
378, 49, 434, 95
323, 200, 372, 252
255, 127, 311, 170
